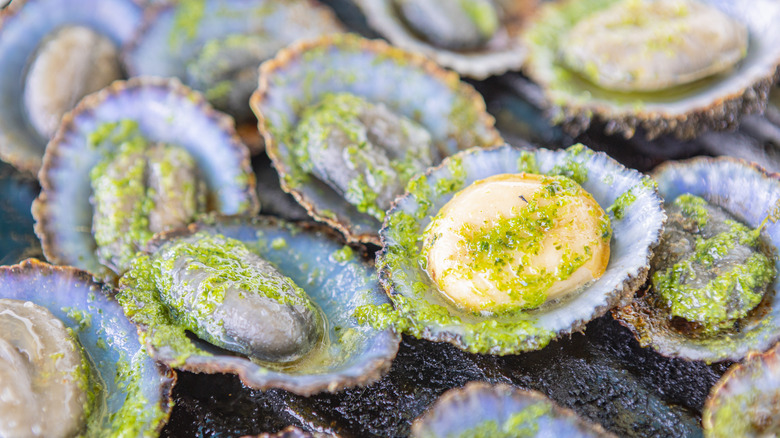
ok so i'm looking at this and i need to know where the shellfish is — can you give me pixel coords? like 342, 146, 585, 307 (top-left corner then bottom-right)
251, 33, 502, 244
117, 216, 400, 395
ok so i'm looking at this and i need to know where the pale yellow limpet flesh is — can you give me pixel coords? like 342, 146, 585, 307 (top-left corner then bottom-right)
561, 0, 748, 92
422, 173, 611, 313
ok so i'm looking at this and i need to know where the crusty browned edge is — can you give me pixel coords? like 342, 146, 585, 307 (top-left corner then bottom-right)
614, 156, 780, 363
520, 0, 780, 140
0, 258, 178, 433
126, 214, 400, 397
411, 381, 618, 437
375, 144, 665, 355
120, 0, 348, 155
250, 33, 502, 246
32, 76, 260, 283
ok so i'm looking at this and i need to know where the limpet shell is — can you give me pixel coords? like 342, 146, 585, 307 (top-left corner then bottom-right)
703, 343, 780, 437
377, 144, 664, 354
118, 215, 400, 396
614, 156, 780, 363
411, 382, 615, 437
0, 259, 175, 436
0, 0, 142, 173
123, 0, 345, 153
251, 33, 502, 244
32, 76, 260, 282
521, 0, 780, 140
358, 0, 537, 80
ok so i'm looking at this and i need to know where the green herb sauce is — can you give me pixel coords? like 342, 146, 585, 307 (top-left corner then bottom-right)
653, 195, 776, 334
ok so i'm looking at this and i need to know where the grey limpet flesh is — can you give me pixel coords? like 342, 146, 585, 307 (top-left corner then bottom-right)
521, 0, 780, 140
251, 33, 502, 245
122, 0, 345, 152
411, 382, 616, 437
0, 259, 175, 436
614, 156, 780, 363
703, 343, 780, 437
0, 299, 87, 438
359, 0, 537, 79
32, 77, 259, 282
375, 144, 664, 355
117, 215, 400, 396
0, 0, 142, 173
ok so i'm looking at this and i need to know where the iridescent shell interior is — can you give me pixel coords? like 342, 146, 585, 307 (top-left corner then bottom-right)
378, 144, 664, 354
118, 216, 400, 396
411, 382, 615, 437
0, 0, 142, 173
32, 77, 259, 281
614, 157, 780, 363
703, 344, 780, 437
0, 259, 174, 435
522, 0, 780, 139
251, 33, 501, 244
359, 0, 536, 79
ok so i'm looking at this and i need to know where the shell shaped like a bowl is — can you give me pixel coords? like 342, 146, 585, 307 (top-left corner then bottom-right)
251, 33, 502, 245
123, 0, 344, 150
119, 216, 400, 396
703, 343, 780, 438
614, 157, 780, 363
124, 0, 343, 80
358, 0, 536, 80
522, 0, 780, 140
0, 0, 142, 174
411, 382, 615, 438
0, 259, 175, 436
32, 77, 260, 282
378, 144, 665, 355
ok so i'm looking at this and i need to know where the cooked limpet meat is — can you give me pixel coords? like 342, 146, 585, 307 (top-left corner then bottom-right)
561, 0, 748, 92
521, 0, 780, 139
614, 156, 780, 363
90, 121, 207, 274
394, 0, 501, 51
0, 259, 175, 436
357, 144, 664, 355
423, 173, 610, 313
251, 34, 501, 244
24, 25, 122, 139
123, 0, 345, 130
0, 0, 143, 173
652, 194, 775, 335
117, 216, 399, 395
32, 77, 259, 282
358, 0, 536, 79
293, 92, 435, 221
131, 232, 323, 363
0, 299, 88, 438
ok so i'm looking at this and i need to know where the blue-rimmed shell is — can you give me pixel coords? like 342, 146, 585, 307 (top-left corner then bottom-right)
248, 427, 335, 438
358, 0, 536, 80
118, 216, 400, 396
614, 157, 780, 363
377, 144, 664, 354
411, 382, 615, 438
703, 343, 780, 437
250, 33, 502, 245
32, 76, 260, 282
0, 0, 142, 174
123, 0, 344, 148
0, 259, 175, 436
521, 0, 780, 140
